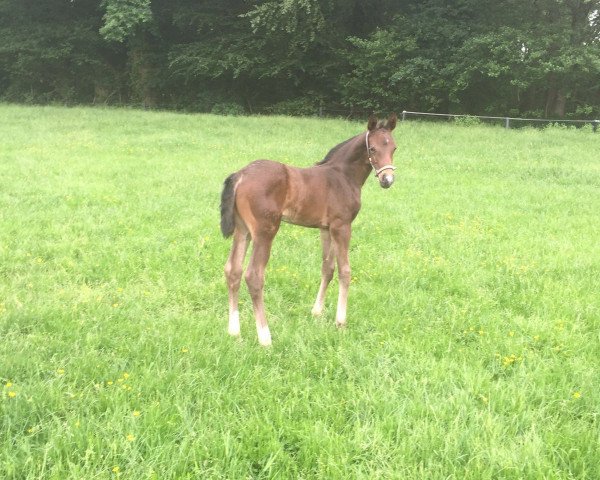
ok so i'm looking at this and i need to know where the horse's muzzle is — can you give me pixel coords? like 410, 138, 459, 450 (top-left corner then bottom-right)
379, 173, 394, 189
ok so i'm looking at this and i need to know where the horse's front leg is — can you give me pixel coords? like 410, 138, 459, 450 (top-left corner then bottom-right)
330, 223, 351, 328
245, 231, 277, 346
311, 228, 335, 317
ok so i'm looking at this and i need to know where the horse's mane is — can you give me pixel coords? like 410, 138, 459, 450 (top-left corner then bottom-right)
315, 137, 354, 166
315, 123, 389, 166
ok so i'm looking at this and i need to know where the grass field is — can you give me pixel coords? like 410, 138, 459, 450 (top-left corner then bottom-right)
1, 104, 599, 479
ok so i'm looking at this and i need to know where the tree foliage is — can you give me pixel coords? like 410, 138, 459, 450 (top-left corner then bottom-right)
0, 0, 598, 117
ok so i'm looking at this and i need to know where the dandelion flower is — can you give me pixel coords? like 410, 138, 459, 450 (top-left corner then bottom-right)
112, 466, 120, 473
133, 410, 141, 417
126, 434, 135, 442
572, 391, 581, 399
8, 391, 16, 398
5, 382, 12, 388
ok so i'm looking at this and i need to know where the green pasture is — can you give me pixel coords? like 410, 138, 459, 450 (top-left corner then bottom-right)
1, 104, 599, 479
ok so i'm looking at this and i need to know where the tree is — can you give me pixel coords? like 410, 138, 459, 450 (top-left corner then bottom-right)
0, 0, 109, 103
0, 0, 598, 116
338, 0, 600, 117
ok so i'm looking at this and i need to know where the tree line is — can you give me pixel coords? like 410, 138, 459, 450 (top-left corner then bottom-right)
1, 0, 599, 118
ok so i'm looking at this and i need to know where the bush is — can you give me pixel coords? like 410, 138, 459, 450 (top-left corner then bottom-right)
265, 97, 321, 117
211, 102, 246, 116
454, 115, 482, 127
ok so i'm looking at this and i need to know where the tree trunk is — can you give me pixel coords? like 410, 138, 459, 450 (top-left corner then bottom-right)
129, 33, 157, 108
545, 87, 566, 118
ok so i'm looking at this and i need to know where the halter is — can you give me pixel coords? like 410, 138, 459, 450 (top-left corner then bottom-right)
366, 131, 397, 177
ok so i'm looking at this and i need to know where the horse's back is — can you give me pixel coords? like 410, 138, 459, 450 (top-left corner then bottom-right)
236, 159, 288, 197
233, 159, 332, 229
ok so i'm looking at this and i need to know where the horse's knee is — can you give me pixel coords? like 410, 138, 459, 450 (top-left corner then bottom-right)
245, 269, 264, 297
338, 265, 351, 285
322, 264, 335, 282
225, 262, 242, 289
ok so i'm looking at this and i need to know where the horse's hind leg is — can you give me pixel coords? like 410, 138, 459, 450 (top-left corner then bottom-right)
224, 226, 249, 336
312, 228, 335, 316
245, 230, 277, 346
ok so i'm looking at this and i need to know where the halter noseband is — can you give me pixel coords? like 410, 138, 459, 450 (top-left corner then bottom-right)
366, 131, 397, 177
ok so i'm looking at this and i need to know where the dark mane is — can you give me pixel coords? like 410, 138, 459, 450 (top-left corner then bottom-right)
315, 137, 354, 165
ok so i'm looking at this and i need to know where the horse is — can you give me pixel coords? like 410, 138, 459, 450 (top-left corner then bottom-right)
220, 113, 398, 346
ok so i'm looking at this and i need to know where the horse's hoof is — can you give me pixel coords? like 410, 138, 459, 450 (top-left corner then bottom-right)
335, 320, 347, 329
257, 326, 272, 347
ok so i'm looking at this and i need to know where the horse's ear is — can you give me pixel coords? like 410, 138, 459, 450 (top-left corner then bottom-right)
367, 114, 378, 131
387, 113, 397, 131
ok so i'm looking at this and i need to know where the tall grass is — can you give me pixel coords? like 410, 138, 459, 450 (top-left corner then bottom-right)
1, 104, 599, 479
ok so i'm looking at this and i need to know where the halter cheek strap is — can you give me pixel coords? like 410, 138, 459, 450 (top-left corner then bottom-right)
366, 131, 397, 177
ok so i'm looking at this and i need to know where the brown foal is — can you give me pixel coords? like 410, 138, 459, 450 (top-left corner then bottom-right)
220, 114, 398, 346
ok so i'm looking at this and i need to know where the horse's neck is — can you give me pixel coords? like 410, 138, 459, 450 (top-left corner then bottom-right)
333, 134, 372, 188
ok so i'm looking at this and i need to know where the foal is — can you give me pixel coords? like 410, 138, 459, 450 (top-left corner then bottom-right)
220, 114, 398, 346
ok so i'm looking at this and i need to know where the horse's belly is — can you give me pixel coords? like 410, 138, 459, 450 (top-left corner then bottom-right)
281, 166, 329, 227
281, 208, 324, 228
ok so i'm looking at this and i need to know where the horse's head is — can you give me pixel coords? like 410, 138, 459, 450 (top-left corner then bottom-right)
366, 113, 398, 189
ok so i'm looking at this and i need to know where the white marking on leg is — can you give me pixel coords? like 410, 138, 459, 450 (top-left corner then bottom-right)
311, 288, 325, 316
336, 285, 348, 328
257, 324, 272, 347
228, 310, 240, 336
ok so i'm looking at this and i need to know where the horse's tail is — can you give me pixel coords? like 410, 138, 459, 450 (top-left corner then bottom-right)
220, 172, 239, 238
